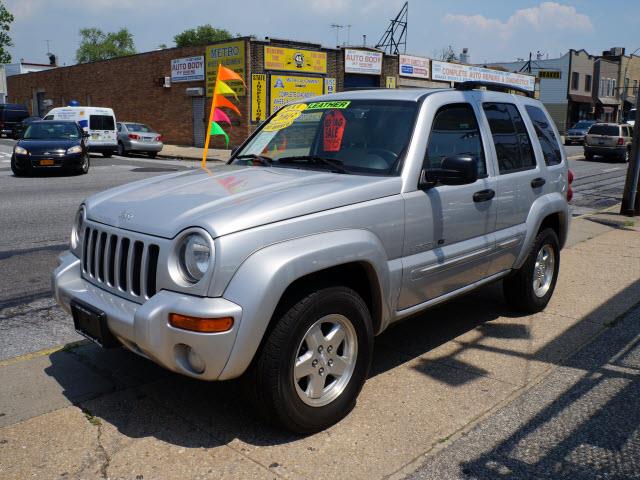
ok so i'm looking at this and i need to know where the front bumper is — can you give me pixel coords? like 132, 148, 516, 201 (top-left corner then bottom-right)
584, 145, 626, 157
566, 135, 584, 143
52, 251, 242, 380
14, 152, 84, 169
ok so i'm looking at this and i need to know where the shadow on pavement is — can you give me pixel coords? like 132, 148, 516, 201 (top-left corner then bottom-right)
43, 276, 639, 453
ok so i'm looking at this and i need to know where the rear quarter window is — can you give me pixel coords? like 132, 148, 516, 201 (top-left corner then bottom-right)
524, 105, 562, 166
589, 125, 619, 136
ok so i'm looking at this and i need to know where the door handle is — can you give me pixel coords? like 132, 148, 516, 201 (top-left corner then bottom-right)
531, 177, 546, 188
473, 189, 495, 202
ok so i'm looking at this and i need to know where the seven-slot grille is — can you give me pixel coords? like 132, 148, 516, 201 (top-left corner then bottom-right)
81, 225, 160, 301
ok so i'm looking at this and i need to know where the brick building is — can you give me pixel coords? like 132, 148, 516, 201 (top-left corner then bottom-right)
7, 37, 405, 148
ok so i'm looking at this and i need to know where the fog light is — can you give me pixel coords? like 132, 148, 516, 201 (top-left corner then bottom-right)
187, 346, 205, 374
169, 313, 233, 333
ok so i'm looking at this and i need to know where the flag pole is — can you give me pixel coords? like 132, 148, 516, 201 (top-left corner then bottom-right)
201, 63, 221, 168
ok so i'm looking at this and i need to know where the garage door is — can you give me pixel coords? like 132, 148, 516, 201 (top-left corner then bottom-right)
192, 97, 205, 147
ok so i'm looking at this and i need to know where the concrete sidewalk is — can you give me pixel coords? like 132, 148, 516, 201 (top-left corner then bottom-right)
159, 144, 230, 163
0, 211, 639, 480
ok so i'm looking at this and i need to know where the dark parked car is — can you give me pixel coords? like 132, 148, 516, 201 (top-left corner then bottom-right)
565, 120, 596, 145
0, 103, 29, 137
12, 116, 42, 139
11, 120, 90, 176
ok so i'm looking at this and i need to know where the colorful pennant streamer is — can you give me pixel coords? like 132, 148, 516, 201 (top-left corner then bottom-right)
202, 63, 246, 168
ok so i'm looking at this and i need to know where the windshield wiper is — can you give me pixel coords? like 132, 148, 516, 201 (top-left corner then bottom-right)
234, 154, 273, 166
276, 155, 349, 174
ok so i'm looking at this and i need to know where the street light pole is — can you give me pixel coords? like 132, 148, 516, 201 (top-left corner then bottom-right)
620, 88, 640, 215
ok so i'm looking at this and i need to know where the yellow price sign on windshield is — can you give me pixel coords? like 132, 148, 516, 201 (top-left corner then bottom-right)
263, 103, 308, 132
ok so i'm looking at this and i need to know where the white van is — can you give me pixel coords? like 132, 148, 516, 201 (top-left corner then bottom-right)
44, 107, 117, 157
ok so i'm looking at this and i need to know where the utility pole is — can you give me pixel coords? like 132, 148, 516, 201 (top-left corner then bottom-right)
620, 88, 640, 215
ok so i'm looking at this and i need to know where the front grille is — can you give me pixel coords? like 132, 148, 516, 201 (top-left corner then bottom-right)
82, 225, 160, 301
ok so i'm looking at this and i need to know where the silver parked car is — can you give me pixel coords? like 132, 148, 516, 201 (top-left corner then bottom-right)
584, 123, 633, 162
116, 122, 163, 158
53, 84, 572, 433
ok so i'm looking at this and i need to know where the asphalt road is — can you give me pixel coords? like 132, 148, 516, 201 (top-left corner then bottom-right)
0, 140, 630, 361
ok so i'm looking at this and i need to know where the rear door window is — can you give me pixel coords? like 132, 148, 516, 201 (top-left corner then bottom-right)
589, 125, 619, 136
425, 103, 487, 177
90, 115, 115, 130
524, 105, 562, 166
482, 103, 536, 174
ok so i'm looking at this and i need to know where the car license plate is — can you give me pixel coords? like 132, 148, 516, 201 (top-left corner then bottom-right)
92, 134, 99, 140
598, 140, 605, 145
70, 300, 120, 348
39, 159, 55, 166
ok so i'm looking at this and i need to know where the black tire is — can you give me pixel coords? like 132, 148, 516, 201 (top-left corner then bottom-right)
102, 151, 113, 158
117, 143, 127, 157
10, 155, 29, 177
503, 228, 560, 313
247, 286, 374, 434
148, 151, 157, 159
564, 140, 571, 146
584, 151, 594, 161
622, 147, 631, 163
75, 155, 90, 175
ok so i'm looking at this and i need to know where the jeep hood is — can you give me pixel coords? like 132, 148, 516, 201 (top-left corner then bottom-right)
85, 165, 402, 238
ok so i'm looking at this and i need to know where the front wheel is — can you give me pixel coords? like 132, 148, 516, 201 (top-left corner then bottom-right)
503, 228, 560, 313
102, 151, 113, 158
584, 151, 594, 161
117, 143, 127, 157
10, 155, 29, 177
622, 147, 631, 163
247, 286, 373, 434
75, 155, 90, 175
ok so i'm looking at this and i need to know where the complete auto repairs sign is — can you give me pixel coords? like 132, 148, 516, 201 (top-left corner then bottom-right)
206, 41, 246, 97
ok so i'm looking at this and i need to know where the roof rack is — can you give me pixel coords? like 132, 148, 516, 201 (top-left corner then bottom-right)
455, 81, 533, 97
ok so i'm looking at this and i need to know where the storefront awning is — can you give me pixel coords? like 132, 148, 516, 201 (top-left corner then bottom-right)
597, 97, 619, 106
569, 94, 593, 103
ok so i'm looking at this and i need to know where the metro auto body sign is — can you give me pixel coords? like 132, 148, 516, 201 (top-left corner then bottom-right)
432, 61, 535, 92
344, 49, 382, 75
399, 54, 430, 79
171, 56, 205, 82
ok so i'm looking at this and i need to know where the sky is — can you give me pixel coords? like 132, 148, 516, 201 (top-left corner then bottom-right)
6, 0, 640, 67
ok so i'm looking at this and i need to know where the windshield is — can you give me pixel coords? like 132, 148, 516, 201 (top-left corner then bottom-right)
573, 121, 594, 129
23, 122, 80, 140
232, 100, 419, 175
125, 123, 155, 133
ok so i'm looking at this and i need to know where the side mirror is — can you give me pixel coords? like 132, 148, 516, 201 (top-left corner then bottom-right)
83, 131, 90, 138
419, 155, 478, 188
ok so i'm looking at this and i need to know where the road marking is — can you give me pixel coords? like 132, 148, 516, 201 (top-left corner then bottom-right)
602, 167, 622, 173
0, 340, 89, 368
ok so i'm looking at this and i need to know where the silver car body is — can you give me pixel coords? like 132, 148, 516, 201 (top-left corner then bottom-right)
53, 88, 570, 381
117, 122, 163, 153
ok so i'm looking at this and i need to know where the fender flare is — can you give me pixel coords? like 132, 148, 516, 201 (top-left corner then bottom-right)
218, 229, 390, 380
514, 192, 569, 269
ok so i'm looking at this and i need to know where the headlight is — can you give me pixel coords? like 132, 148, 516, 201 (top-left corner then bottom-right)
178, 233, 212, 283
70, 206, 85, 251
14, 145, 28, 155
66, 145, 82, 155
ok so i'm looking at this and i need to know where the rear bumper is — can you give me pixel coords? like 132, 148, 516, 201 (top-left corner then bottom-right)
88, 145, 117, 154
127, 140, 163, 152
52, 251, 243, 381
584, 145, 626, 157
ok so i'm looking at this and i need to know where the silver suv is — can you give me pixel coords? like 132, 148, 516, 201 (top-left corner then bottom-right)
584, 123, 633, 162
53, 85, 572, 433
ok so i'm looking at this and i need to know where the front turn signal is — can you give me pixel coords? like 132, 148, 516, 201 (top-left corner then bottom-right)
169, 313, 233, 333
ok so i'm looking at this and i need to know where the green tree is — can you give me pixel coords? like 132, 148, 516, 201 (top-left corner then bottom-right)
174, 24, 232, 47
76, 27, 136, 63
0, 1, 14, 64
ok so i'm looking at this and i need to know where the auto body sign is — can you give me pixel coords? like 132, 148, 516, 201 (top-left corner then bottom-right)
171, 56, 205, 82
344, 49, 382, 75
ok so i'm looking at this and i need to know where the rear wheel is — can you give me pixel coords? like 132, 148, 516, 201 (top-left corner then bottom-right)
584, 151, 594, 161
247, 286, 373, 434
148, 151, 157, 159
503, 228, 560, 313
117, 142, 127, 157
102, 151, 113, 158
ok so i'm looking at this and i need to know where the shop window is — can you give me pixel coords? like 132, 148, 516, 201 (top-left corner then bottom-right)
585, 75, 592, 92
571, 72, 579, 90
525, 105, 562, 166
483, 103, 536, 174
424, 103, 487, 177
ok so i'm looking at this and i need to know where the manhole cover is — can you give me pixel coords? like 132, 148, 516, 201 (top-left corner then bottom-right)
130, 167, 178, 173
